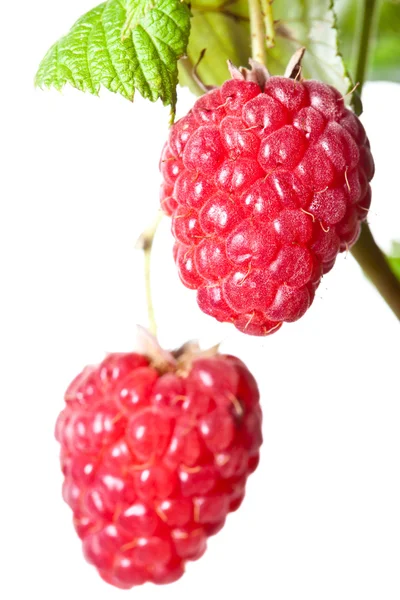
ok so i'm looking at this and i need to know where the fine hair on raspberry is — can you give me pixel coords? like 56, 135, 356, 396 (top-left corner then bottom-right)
160, 64, 374, 336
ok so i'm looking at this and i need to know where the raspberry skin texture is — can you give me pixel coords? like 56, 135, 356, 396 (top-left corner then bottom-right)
56, 351, 262, 589
160, 76, 374, 336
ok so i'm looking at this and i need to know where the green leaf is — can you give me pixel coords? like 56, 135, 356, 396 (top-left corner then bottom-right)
269, 0, 352, 95
336, 0, 400, 83
179, 0, 250, 92
122, 0, 155, 36
388, 242, 400, 281
35, 0, 191, 111
181, 0, 352, 96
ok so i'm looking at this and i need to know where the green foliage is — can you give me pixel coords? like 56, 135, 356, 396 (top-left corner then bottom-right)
122, 0, 155, 37
269, 0, 352, 94
35, 0, 395, 113
35, 0, 191, 112
179, 0, 250, 92
180, 0, 352, 95
337, 0, 400, 83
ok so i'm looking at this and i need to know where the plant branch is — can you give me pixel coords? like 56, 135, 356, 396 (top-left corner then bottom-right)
136, 211, 163, 336
248, 0, 267, 66
354, 0, 379, 93
260, 0, 275, 48
348, 0, 400, 319
351, 224, 400, 319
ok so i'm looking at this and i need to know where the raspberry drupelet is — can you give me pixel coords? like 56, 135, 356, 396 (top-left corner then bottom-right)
56, 349, 262, 589
160, 59, 374, 336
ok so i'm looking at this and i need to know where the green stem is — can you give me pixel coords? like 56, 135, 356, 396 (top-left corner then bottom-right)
261, 0, 275, 49
354, 0, 379, 92
350, 0, 400, 320
248, 0, 267, 66
136, 211, 163, 336
351, 224, 400, 319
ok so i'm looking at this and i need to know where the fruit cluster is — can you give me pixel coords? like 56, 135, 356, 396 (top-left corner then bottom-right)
55, 58, 375, 591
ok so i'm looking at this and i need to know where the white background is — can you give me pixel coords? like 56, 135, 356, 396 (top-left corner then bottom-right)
1, 1, 399, 598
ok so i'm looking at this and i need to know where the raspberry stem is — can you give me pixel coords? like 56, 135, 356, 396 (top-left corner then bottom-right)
351, 225, 400, 319
354, 0, 379, 94
248, 0, 268, 66
136, 211, 163, 336
261, 0, 275, 49
349, 0, 400, 319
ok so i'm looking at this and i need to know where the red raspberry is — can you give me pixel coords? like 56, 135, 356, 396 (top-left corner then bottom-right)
56, 349, 262, 589
160, 65, 374, 336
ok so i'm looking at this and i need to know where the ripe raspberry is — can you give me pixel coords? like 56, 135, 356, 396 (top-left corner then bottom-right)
56, 348, 262, 589
160, 61, 374, 336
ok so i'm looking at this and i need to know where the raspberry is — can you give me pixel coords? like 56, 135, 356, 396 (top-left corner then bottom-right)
160, 63, 374, 336
56, 348, 262, 589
